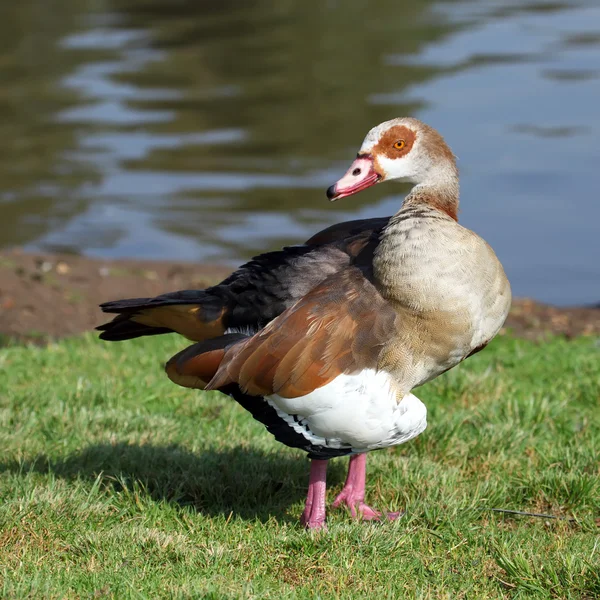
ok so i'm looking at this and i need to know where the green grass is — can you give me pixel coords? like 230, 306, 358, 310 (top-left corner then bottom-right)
0, 332, 599, 599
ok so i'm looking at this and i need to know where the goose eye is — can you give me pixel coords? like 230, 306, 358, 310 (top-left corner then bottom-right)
393, 140, 406, 150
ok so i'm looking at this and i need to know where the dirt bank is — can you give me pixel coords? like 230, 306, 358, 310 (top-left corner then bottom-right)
1, 249, 598, 343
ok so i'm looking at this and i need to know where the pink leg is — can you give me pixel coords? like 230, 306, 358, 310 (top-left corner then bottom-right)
300, 459, 328, 529
332, 454, 402, 521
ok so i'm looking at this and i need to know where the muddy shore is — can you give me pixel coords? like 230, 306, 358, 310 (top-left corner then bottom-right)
0, 248, 598, 343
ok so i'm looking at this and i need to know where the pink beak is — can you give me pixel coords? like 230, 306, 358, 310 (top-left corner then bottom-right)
326, 155, 381, 201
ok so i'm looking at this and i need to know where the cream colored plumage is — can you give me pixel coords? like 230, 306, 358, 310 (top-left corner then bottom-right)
332, 117, 511, 398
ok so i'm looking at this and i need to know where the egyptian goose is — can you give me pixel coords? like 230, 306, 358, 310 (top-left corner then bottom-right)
98, 118, 511, 529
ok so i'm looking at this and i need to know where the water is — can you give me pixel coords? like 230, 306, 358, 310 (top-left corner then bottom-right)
1, 0, 598, 306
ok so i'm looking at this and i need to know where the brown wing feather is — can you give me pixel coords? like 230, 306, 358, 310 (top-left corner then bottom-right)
207, 267, 397, 398
133, 305, 226, 341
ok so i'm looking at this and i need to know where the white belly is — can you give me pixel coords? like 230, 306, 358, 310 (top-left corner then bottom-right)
266, 369, 427, 453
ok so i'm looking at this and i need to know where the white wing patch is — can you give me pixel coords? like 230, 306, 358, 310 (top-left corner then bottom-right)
267, 369, 427, 452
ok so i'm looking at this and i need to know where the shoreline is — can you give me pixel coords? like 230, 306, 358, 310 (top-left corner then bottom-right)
1, 248, 598, 343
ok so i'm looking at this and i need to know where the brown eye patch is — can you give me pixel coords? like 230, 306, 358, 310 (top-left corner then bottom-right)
374, 126, 416, 160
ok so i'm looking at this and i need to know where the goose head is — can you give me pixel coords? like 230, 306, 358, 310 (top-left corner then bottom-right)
326, 118, 458, 201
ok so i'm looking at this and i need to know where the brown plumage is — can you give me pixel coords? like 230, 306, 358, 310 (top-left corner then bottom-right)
207, 267, 397, 398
